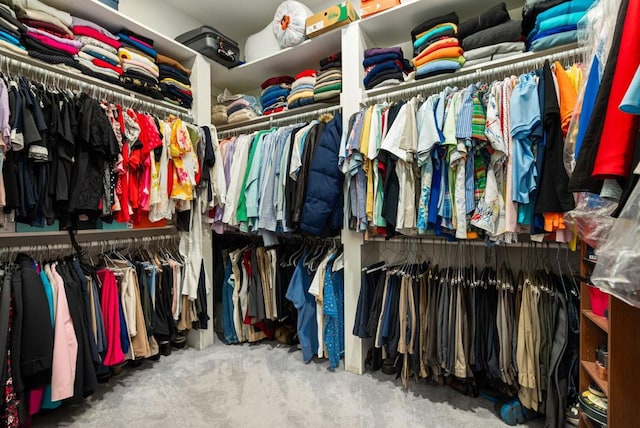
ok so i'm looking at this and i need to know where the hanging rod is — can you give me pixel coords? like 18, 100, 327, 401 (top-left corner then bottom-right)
365, 44, 588, 105
364, 234, 570, 249
0, 233, 179, 256
0, 49, 195, 123
216, 103, 341, 137
0, 226, 178, 248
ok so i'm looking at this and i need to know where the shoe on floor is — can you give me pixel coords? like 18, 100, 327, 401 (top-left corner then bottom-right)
499, 399, 537, 426
565, 401, 579, 426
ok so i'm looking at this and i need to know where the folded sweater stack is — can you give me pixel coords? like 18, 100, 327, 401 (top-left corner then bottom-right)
288, 70, 317, 109
73, 17, 122, 85
260, 75, 294, 115
363, 47, 412, 90
211, 104, 227, 126
314, 52, 342, 102
218, 89, 262, 124
14, 0, 79, 67
459, 2, 525, 67
117, 30, 162, 99
0, 1, 26, 54
411, 12, 465, 79
158, 53, 192, 108
525, 0, 595, 52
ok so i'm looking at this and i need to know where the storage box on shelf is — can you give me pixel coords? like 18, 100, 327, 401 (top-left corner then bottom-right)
578, 243, 640, 427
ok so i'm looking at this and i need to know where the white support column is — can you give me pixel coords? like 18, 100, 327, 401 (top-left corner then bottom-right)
187, 54, 215, 350
341, 22, 367, 374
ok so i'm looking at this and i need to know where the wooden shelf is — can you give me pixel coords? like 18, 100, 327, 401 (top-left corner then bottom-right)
581, 361, 608, 396
579, 410, 596, 428
582, 309, 609, 334
44, 0, 198, 62
209, 29, 342, 93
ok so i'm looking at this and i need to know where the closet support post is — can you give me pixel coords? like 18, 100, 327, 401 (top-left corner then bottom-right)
342, 230, 366, 374
187, 54, 215, 350
341, 22, 368, 374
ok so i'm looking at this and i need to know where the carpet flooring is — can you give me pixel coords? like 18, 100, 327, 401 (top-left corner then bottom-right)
34, 341, 544, 427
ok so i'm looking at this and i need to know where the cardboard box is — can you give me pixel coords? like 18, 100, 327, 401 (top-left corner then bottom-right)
306, 1, 359, 38
360, 0, 400, 18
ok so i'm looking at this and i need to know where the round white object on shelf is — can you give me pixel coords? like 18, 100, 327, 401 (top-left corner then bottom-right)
272, 1, 313, 49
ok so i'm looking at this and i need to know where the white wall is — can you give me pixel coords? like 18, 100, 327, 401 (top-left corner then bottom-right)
119, 0, 204, 39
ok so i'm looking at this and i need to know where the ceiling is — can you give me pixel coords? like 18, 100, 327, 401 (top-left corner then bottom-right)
161, 0, 338, 41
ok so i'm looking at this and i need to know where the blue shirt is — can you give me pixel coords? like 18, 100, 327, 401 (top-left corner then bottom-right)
286, 253, 318, 363
620, 65, 640, 114
323, 255, 345, 369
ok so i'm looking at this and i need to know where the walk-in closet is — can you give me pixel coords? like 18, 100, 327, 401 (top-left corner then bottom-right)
1, 0, 639, 427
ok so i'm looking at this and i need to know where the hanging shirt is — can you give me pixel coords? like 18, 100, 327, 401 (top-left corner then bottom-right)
285, 253, 318, 363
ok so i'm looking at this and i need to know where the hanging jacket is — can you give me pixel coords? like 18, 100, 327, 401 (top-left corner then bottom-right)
299, 113, 343, 235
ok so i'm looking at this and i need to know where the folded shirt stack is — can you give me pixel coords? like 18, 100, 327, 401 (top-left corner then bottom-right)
458, 2, 525, 67
410, 12, 464, 80
14, 0, 79, 67
211, 104, 228, 126
525, 0, 595, 52
288, 70, 317, 109
0, 1, 26, 54
260, 75, 294, 115
117, 30, 162, 99
158, 53, 192, 108
217, 89, 262, 124
314, 52, 342, 102
72, 17, 122, 85
363, 47, 412, 90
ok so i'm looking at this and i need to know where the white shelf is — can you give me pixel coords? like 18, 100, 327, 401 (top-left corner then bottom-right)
1, 49, 192, 116
216, 102, 340, 133
209, 29, 342, 93
364, 43, 582, 101
359, 0, 524, 47
43, 0, 199, 62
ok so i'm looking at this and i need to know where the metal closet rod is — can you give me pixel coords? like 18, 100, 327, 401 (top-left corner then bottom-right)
0, 52, 195, 123
217, 104, 342, 137
365, 235, 569, 248
365, 45, 588, 105
0, 233, 179, 255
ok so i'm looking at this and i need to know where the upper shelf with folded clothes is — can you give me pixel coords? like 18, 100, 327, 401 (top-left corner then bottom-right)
42, 0, 199, 63
358, 0, 524, 48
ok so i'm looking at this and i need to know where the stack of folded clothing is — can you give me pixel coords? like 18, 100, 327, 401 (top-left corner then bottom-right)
0, 1, 26, 54
72, 17, 122, 85
363, 47, 412, 90
260, 75, 294, 115
314, 52, 342, 102
288, 70, 317, 109
117, 30, 162, 99
458, 2, 526, 67
14, 0, 79, 67
460, 16, 523, 58
218, 89, 262, 124
157, 53, 192, 108
211, 104, 228, 126
525, 0, 595, 52
411, 12, 465, 79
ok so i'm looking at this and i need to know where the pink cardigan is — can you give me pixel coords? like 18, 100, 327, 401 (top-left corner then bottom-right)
49, 263, 78, 402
